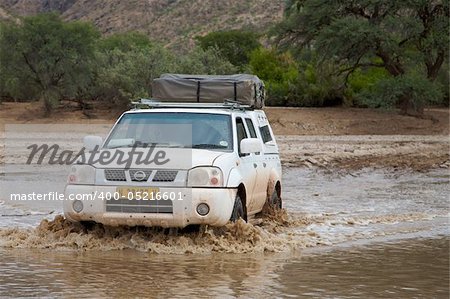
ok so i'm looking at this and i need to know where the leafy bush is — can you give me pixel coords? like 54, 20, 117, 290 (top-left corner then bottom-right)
250, 47, 346, 107
197, 30, 261, 69
347, 66, 390, 106
89, 45, 236, 108
359, 72, 444, 115
90, 45, 175, 108
176, 47, 238, 75
290, 60, 344, 107
435, 63, 449, 106
249, 48, 298, 106
97, 32, 154, 52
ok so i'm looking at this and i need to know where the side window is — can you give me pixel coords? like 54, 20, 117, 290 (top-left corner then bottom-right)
259, 125, 273, 143
245, 118, 257, 138
236, 118, 248, 155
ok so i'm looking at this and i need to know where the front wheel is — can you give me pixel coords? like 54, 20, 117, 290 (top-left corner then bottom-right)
80, 220, 96, 231
230, 195, 244, 222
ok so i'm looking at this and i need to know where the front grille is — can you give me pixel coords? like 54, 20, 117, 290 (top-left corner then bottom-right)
104, 169, 179, 183
105, 169, 126, 181
129, 169, 152, 182
106, 199, 173, 213
152, 170, 178, 182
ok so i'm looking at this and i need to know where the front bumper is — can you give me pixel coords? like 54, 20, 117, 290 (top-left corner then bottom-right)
63, 185, 237, 228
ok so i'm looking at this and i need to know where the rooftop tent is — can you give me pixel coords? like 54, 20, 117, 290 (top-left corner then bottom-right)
151, 74, 265, 109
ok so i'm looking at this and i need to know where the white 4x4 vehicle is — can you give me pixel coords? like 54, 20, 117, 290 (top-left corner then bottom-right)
64, 101, 282, 227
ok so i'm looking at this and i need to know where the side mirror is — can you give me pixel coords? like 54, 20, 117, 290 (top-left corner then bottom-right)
240, 138, 262, 154
83, 135, 103, 151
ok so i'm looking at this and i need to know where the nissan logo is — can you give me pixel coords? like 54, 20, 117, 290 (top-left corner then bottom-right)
133, 170, 147, 181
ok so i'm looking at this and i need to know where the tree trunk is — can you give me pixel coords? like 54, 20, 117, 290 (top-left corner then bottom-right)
43, 98, 53, 116
399, 93, 424, 116
41, 88, 59, 117
426, 50, 445, 81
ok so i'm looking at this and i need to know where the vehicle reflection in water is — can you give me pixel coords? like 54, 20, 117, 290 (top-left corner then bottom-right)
0, 237, 448, 298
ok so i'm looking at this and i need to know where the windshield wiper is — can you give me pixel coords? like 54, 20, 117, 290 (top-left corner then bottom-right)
107, 141, 152, 149
106, 145, 125, 149
192, 144, 227, 149
133, 142, 188, 148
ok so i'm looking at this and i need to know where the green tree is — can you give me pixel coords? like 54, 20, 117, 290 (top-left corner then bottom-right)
197, 30, 261, 69
292, 59, 345, 107
176, 47, 238, 75
276, 0, 449, 115
347, 63, 390, 106
98, 31, 154, 52
92, 45, 175, 107
0, 13, 99, 113
359, 72, 444, 110
90, 43, 236, 108
249, 48, 299, 105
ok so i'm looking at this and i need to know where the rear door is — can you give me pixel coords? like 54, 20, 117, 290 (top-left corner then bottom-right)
255, 112, 281, 208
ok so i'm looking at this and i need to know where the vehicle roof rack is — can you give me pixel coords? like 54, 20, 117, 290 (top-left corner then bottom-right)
130, 98, 254, 111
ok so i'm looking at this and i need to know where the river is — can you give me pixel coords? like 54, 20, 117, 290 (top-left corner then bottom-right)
0, 167, 448, 297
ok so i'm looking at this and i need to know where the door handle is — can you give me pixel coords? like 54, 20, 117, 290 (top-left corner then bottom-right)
253, 163, 257, 168
263, 162, 267, 168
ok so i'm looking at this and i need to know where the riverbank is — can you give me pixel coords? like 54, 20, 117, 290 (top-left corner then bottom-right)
1, 102, 448, 135
1, 102, 448, 171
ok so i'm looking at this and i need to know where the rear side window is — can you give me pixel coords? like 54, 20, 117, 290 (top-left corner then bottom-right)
245, 118, 257, 138
259, 125, 273, 143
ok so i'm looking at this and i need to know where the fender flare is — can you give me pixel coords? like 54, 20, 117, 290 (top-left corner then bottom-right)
226, 167, 244, 188
226, 168, 248, 220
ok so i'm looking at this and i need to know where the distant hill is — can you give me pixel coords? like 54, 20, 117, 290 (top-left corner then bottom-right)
0, 0, 285, 47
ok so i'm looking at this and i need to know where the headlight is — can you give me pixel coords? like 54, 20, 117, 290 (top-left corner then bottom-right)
187, 167, 223, 187
67, 165, 95, 185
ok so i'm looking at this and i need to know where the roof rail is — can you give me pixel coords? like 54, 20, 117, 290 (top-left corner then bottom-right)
130, 98, 254, 111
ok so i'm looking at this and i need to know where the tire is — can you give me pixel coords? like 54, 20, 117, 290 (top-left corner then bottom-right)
230, 194, 245, 222
269, 189, 282, 210
80, 220, 96, 230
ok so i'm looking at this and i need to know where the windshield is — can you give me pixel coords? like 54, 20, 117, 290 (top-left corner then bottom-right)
104, 112, 233, 151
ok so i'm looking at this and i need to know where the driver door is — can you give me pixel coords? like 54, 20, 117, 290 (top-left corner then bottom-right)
235, 117, 258, 212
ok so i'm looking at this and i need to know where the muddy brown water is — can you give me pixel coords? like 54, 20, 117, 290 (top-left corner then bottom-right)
0, 238, 448, 298
0, 168, 449, 297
